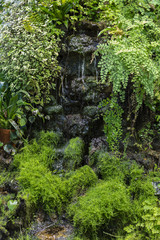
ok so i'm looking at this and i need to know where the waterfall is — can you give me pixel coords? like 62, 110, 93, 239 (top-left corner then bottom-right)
94, 56, 98, 81
81, 54, 85, 83
78, 55, 81, 79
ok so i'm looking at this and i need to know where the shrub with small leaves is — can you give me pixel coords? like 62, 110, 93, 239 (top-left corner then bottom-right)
0, 1, 61, 106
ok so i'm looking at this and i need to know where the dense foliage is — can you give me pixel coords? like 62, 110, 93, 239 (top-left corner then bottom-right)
0, 1, 61, 106
1, 0, 160, 239
96, 0, 160, 149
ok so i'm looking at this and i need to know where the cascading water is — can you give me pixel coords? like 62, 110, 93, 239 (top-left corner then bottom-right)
78, 54, 85, 82
78, 55, 81, 79
94, 56, 98, 81
81, 54, 85, 83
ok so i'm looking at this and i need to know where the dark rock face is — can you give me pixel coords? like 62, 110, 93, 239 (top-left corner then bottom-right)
64, 114, 89, 138
46, 23, 110, 140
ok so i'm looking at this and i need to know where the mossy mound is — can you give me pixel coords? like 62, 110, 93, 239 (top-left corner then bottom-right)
68, 179, 133, 239
64, 137, 85, 170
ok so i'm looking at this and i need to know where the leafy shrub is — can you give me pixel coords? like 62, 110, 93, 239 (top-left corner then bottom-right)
0, 1, 61, 106
65, 165, 98, 199
64, 137, 84, 170
68, 179, 133, 239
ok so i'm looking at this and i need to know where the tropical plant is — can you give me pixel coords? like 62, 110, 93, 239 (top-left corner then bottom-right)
0, 86, 28, 132
36, 0, 78, 28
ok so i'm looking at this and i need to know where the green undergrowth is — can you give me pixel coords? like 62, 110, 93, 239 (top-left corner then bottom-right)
68, 179, 133, 239
9, 131, 160, 239
68, 151, 159, 239
13, 131, 61, 169
65, 165, 98, 200
0, 192, 18, 237
12, 131, 97, 215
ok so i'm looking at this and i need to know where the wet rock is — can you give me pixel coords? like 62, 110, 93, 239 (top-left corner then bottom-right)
64, 114, 89, 138
76, 21, 102, 37
152, 137, 160, 151
126, 152, 154, 170
53, 145, 67, 172
71, 77, 89, 96
68, 34, 97, 54
152, 181, 160, 195
0, 149, 13, 168
36, 224, 73, 240
88, 137, 108, 165
4, 179, 19, 194
60, 32, 99, 78
89, 137, 108, 155
30, 212, 73, 240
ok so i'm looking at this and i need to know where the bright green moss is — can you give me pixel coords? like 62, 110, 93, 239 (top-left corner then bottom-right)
37, 130, 61, 147
66, 165, 98, 199
68, 179, 133, 239
64, 137, 84, 170
97, 152, 124, 180
13, 131, 59, 169
17, 158, 66, 214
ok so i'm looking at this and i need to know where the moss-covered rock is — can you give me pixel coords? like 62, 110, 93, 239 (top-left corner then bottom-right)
64, 137, 84, 170
17, 157, 66, 214
44, 105, 63, 115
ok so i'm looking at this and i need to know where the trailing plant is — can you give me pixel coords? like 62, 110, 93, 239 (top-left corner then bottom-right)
0, 1, 61, 107
96, 1, 160, 145
137, 123, 154, 150
99, 97, 123, 151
